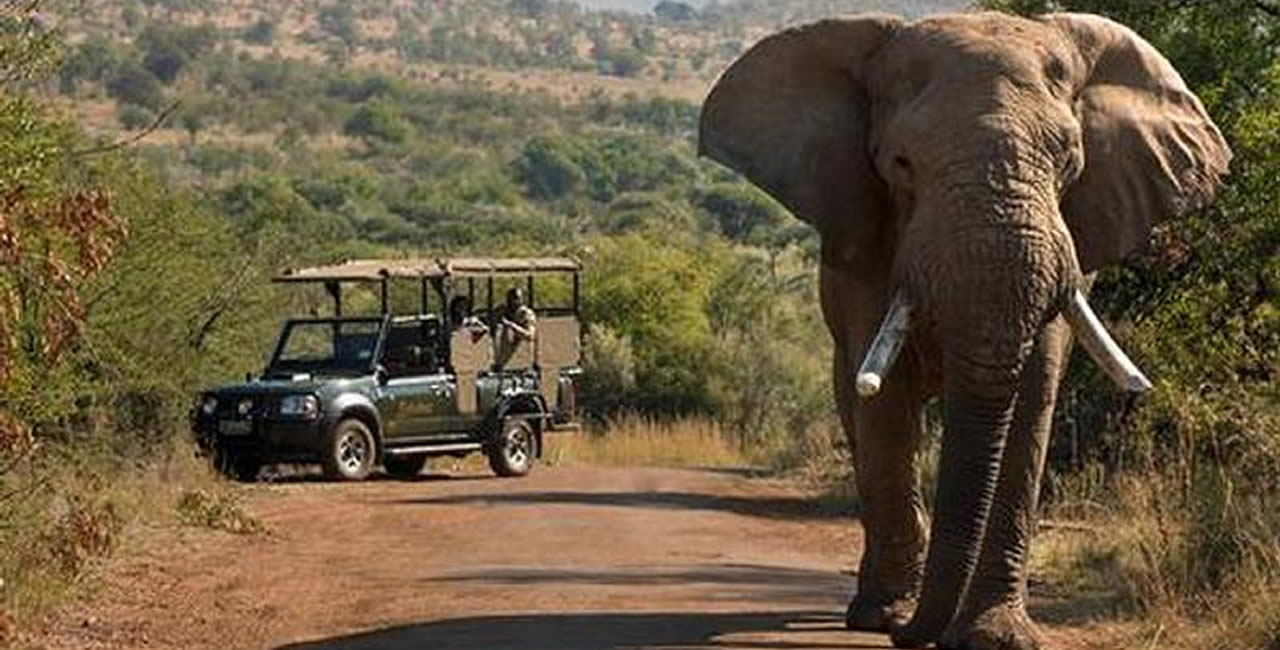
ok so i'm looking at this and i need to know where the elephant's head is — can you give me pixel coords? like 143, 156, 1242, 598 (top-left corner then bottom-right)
701, 11, 1229, 371
699, 10, 1229, 645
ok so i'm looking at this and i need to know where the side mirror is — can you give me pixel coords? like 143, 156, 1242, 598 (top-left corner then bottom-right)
374, 364, 390, 386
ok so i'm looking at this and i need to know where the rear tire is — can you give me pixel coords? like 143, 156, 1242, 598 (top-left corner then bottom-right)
322, 418, 375, 481
383, 453, 428, 479
488, 418, 536, 477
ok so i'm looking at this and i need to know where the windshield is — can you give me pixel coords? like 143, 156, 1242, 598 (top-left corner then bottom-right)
268, 319, 383, 376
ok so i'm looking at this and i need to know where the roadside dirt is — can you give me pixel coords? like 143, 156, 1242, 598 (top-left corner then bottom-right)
33, 466, 1112, 649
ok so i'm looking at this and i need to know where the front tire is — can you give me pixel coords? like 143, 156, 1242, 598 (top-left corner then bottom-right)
488, 418, 536, 477
214, 450, 261, 483
323, 418, 375, 481
383, 453, 428, 479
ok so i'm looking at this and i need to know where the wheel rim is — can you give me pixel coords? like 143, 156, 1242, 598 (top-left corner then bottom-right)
505, 426, 530, 467
338, 431, 368, 474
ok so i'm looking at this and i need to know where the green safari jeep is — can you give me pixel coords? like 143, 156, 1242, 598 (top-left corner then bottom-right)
191, 257, 582, 481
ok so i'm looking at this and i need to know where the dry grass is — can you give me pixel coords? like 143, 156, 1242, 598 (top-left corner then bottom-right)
0, 438, 251, 643
548, 414, 749, 469
1029, 470, 1280, 650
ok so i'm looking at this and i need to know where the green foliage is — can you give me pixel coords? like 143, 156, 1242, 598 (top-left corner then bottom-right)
106, 61, 165, 110
117, 102, 153, 130
655, 1, 698, 22
694, 182, 788, 244
137, 23, 216, 83
319, 1, 360, 49
242, 17, 276, 46
515, 136, 587, 200
343, 101, 412, 144
580, 323, 637, 413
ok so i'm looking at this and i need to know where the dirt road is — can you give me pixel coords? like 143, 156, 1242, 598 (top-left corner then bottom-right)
39, 465, 901, 649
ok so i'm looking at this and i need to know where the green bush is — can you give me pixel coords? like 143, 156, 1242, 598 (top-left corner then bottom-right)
343, 102, 412, 144
116, 102, 154, 130
106, 62, 165, 110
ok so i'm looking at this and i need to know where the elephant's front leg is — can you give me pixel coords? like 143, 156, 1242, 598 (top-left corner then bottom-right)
941, 316, 1072, 650
833, 326, 928, 632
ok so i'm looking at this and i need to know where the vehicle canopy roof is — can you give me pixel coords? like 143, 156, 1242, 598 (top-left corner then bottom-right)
274, 257, 581, 284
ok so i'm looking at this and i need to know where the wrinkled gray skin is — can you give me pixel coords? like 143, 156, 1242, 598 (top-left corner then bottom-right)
699, 11, 1230, 650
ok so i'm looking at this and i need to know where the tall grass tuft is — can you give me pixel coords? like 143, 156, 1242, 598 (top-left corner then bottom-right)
552, 413, 748, 469
1035, 465, 1280, 649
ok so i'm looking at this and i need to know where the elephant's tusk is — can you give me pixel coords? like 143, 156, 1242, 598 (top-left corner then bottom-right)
856, 292, 912, 398
1063, 289, 1153, 393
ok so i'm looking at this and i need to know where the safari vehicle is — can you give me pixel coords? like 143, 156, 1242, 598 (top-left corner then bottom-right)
191, 257, 582, 481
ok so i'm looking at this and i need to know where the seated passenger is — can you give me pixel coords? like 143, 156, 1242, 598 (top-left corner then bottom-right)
500, 287, 536, 341
449, 295, 488, 341
496, 287, 536, 366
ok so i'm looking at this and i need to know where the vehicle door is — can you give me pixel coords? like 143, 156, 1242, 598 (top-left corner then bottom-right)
378, 320, 450, 441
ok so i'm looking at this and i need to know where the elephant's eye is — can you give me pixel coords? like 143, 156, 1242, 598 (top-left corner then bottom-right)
1045, 57, 1069, 89
890, 155, 914, 187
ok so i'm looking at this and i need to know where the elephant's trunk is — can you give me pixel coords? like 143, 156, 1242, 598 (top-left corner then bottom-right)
905, 349, 1026, 635
893, 183, 1073, 640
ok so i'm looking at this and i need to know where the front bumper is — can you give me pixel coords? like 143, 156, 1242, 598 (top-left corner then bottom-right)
193, 415, 329, 462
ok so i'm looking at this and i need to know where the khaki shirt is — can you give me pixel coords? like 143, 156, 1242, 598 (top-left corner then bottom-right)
496, 306, 537, 366
508, 305, 536, 338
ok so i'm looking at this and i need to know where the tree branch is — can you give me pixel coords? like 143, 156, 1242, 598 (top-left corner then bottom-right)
70, 100, 180, 158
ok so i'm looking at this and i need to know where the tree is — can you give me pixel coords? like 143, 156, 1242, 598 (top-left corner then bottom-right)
514, 136, 586, 200
106, 62, 165, 110
654, 1, 698, 22
319, 2, 360, 52
343, 102, 411, 144
243, 18, 276, 46
137, 24, 217, 84
510, 0, 550, 18
605, 47, 647, 77
693, 183, 788, 244
118, 103, 155, 130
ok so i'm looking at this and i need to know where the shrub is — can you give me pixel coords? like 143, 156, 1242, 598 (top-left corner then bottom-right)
106, 62, 165, 110
242, 18, 276, 45
117, 102, 154, 130
579, 323, 637, 415
514, 136, 586, 200
175, 489, 263, 535
343, 102, 412, 144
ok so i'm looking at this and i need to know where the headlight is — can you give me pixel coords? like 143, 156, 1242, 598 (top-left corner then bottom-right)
201, 395, 218, 416
279, 395, 319, 418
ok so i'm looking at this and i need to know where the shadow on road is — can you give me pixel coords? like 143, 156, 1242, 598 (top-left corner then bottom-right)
260, 469, 493, 485
276, 610, 889, 650
386, 490, 858, 521
422, 563, 855, 606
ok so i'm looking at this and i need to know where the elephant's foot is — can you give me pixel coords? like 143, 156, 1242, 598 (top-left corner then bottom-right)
845, 593, 915, 633
887, 615, 945, 649
940, 602, 1044, 650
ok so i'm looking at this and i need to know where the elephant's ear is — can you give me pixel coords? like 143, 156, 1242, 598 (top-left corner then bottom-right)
699, 16, 901, 257
1049, 13, 1232, 272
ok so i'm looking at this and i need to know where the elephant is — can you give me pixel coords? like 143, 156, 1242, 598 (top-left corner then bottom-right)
698, 10, 1230, 650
